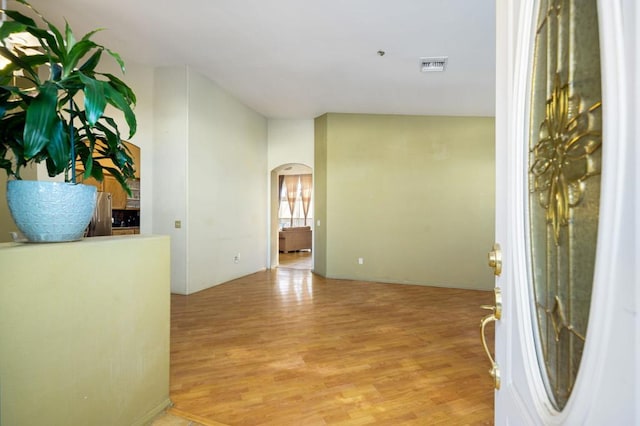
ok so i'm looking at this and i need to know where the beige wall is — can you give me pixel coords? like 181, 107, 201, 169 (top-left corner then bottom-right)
188, 69, 268, 293
315, 113, 495, 290
267, 119, 314, 171
153, 66, 268, 295
153, 67, 189, 294
0, 235, 171, 425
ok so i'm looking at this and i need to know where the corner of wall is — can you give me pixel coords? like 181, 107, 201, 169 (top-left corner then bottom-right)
313, 114, 328, 276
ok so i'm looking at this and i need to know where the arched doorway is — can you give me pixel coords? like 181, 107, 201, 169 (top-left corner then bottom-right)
270, 163, 313, 270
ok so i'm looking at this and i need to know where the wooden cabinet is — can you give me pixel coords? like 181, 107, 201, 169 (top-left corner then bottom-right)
112, 228, 136, 236
126, 179, 140, 209
76, 141, 141, 236
77, 172, 138, 211
103, 176, 127, 210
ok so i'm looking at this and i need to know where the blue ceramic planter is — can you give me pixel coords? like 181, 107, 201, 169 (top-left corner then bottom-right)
7, 181, 97, 242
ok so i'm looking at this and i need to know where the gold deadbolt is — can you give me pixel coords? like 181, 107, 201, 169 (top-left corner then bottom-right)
488, 243, 502, 276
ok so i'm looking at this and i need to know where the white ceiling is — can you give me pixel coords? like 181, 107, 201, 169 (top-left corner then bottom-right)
27, 0, 495, 119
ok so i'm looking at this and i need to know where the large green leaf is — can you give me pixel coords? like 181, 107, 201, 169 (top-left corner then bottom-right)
94, 117, 121, 145
13, 53, 49, 69
2, 9, 37, 27
11, 1, 63, 59
45, 118, 69, 174
89, 162, 104, 181
57, 74, 83, 94
103, 84, 136, 137
74, 136, 91, 167
64, 20, 76, 52
80, 28, 103, 42
0, 46, 39, 81
23, 81, 58, 158
79, 50, 102, 73
82, 150, 93, 177
102, 73, 136, 105
105, 47, 125, 73
26, 27, 63, 59
0, 21, 26, 40
46, 18, 65, 53
78, 73, 106, 125
66, 40, 98, 75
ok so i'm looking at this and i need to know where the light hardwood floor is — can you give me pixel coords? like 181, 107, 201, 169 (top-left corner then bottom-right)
279, 250, 313, 270
170, 269, 495, 425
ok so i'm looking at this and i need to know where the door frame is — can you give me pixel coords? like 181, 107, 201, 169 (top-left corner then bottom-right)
269, 163, 313, 269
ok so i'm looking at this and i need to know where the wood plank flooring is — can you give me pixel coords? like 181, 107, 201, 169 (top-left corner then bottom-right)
170, 269, 495, 425
279, 251, 313, 270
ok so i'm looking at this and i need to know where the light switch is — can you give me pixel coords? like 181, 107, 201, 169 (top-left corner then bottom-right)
174, 220, 181, 229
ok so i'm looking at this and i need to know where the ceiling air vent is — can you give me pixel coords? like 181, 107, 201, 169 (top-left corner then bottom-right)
420, 56, 448, 72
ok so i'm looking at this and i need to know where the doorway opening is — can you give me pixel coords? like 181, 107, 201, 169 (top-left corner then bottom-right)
270, 163, 313, 270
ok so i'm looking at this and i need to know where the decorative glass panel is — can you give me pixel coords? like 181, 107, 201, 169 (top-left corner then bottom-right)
527, 0, 602, 410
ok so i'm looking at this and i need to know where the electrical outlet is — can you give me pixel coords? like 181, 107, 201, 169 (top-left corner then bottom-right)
358, 257, 364, 265
234, 254, 240, 264
174, 220, 181, 229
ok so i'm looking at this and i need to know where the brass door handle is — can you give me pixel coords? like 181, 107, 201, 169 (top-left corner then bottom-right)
479, 287, 502, 389
480, 313, 500, 389
488, 243, 502, 276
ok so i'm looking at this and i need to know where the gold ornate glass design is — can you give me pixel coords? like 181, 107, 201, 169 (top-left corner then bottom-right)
527, 0, 602, 410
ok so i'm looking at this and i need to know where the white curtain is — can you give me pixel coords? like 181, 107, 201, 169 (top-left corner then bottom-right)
283, 175, 300, 227
300, 174, 312, 226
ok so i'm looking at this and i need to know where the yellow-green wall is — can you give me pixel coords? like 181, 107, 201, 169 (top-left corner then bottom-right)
315, 113, 495, 290
313, 114, 328, 276
0, 235, 171, 425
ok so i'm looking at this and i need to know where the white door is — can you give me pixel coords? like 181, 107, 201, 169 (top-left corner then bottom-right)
486, 0, 638, 424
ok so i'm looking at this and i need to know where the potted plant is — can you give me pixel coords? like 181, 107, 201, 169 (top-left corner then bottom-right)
0, 0, 137, 242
